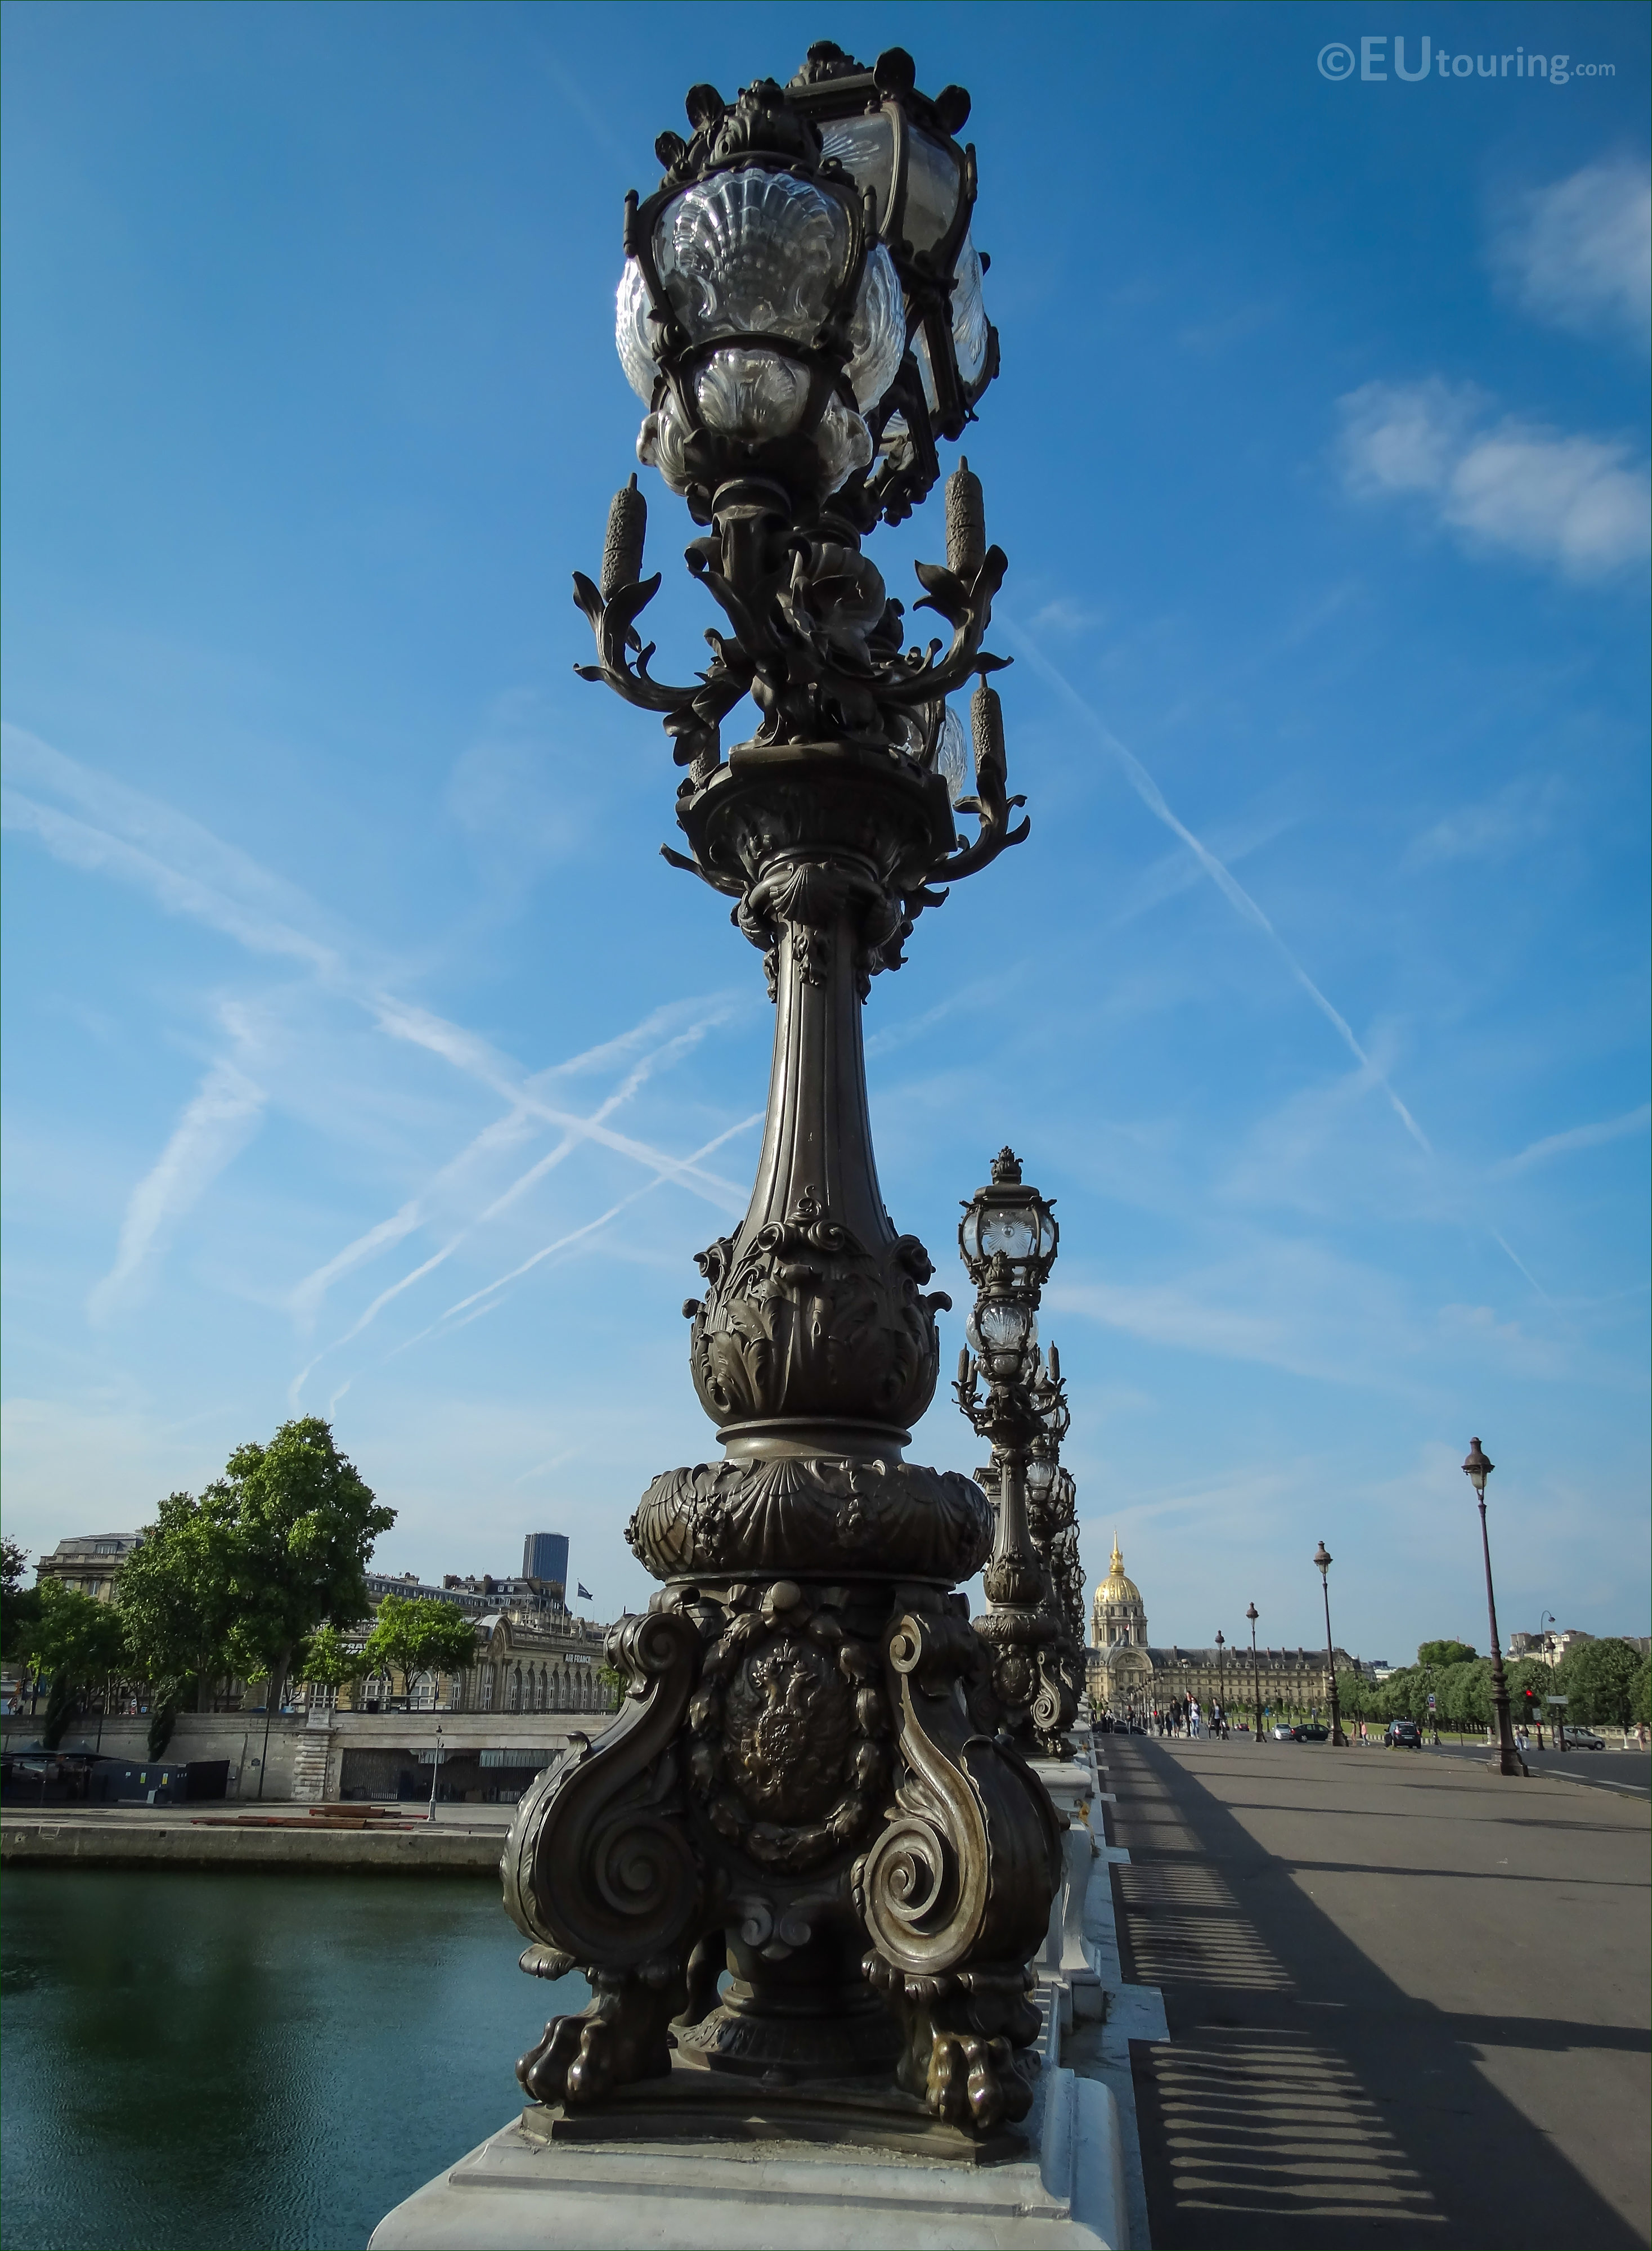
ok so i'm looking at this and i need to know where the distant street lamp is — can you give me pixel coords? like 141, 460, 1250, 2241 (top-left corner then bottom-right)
1313, 1542, 1348, 1747
1246, 1603, 1264, 1743
1214, 1630, 1225, 1736
957, 1150, 1072, 1755
1539, 1608, 1560, 1752
1462, 1439, 1525, 1778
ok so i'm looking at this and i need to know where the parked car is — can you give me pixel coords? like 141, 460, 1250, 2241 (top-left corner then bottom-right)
1386, 1719, 1421, 1749
1561, 1727, 1606, 1750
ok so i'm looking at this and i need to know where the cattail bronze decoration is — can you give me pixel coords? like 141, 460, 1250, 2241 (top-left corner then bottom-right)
600, 473, 647, 599
945, 454, 986, 578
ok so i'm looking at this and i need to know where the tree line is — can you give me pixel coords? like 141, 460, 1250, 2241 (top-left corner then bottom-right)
2, 1418, 477, 1758
1333, 1635, 1650, 1733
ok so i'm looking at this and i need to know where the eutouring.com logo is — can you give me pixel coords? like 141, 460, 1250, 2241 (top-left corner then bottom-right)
1318, 36, 1615, 85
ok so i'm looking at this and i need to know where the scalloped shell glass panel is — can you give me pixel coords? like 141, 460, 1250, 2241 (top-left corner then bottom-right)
951, 234, 991, 388
615, 258, 658, 401
816, 112, 896, 232
654, 170, 849, 345
846, 242, 905, 409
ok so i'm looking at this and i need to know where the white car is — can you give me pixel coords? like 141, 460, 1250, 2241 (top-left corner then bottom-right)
1271, 1723, 1296, 1741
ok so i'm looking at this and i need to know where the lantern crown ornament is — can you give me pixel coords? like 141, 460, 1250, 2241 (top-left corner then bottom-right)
573, 44, 1027, 944
958, 1148, 1059, 1296
617, 42, 999, 527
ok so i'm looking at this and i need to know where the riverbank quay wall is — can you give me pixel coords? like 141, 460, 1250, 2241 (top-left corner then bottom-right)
1, 1710, 590, 1804
1, 1807, 508, 1873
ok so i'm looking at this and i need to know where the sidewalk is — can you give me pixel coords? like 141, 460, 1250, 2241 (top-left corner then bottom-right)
1107, 1736, 1649, 2250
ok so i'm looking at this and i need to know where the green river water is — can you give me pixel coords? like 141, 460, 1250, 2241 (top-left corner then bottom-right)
0, 1866, 589, 2250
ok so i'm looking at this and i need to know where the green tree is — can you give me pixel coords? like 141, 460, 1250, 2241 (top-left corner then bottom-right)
1376, 1666, 1427, 1724
116, 1491, 243, 1725
2, 1535, 43, 1663
1556, 1638, 1642, 1727
294, 1624, 365, 1698
1630, 1656, 1650, 1728
358, 1597, 476, 1707
29, 1583, 129, 1749
209, 1419, 393, 1712
1437, 1658, 1490, 1732
118, 1421, 393, 1725
1417, 1639, 1476, 1668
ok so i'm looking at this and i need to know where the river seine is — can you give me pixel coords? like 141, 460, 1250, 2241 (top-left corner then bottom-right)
1, 1866, 589, 2249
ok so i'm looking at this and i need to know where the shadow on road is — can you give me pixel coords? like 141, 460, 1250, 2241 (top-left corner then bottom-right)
1107, 1739, 1648, 2251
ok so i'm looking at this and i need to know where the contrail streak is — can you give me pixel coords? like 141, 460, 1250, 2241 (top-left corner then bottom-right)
1005, 623, 1433, 1155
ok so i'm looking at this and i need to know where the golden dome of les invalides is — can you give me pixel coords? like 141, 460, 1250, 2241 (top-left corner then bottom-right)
1096, 1537, 1144, 1616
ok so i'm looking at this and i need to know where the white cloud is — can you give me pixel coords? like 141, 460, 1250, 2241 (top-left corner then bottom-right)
1495, 1104, 1652, 1178
88, 1059, 268, 1322
1404, 774, 1564, 867
1029, 596, 1109, 636
1491, 156, 1651, 345
1339, 378, 1651, 580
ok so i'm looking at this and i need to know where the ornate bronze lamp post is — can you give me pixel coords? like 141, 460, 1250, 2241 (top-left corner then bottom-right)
1031, 1355, 1089, 1746
1246, 1602, 1264, 1742
1313, 1542, 1348, 1746
501, 42, 1061, 2142
1462, 1438, 1525, 1778
1214, 1629, 1225, 1735
954, 1152, 1074, 1756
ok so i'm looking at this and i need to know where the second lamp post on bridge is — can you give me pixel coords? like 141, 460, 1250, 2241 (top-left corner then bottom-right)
955, 1148, 1083, 1758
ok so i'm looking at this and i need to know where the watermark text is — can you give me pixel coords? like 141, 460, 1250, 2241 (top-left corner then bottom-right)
1318, 37, 1615, 86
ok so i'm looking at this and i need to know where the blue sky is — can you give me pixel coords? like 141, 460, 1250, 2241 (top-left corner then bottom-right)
3, 0, 1646, 1663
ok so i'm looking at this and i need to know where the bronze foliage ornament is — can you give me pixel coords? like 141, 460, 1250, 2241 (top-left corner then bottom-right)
500, 41, 1062, 2144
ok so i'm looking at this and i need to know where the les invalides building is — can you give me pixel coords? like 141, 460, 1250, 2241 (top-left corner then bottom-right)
1086, 1538, 1358, 1721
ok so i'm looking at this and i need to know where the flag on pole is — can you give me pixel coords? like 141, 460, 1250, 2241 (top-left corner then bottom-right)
577, 1582, 592, 1600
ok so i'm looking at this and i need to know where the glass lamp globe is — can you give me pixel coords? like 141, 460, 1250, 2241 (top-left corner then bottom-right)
614, 168, 906, 500
967, 1297, 1036, 1360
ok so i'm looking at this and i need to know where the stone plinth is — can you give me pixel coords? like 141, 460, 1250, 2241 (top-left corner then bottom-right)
368, 2057, 1128, 2250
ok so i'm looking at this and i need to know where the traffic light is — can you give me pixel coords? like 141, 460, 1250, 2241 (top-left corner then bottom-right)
1521, 1687, 1537, 1718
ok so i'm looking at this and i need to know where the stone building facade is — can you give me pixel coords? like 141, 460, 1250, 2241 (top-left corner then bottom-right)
25, 1533, 613, 1722
34, 1533, 143, 1602
1086, 1539, 1355, 1721
333, 1606, 613, 1719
